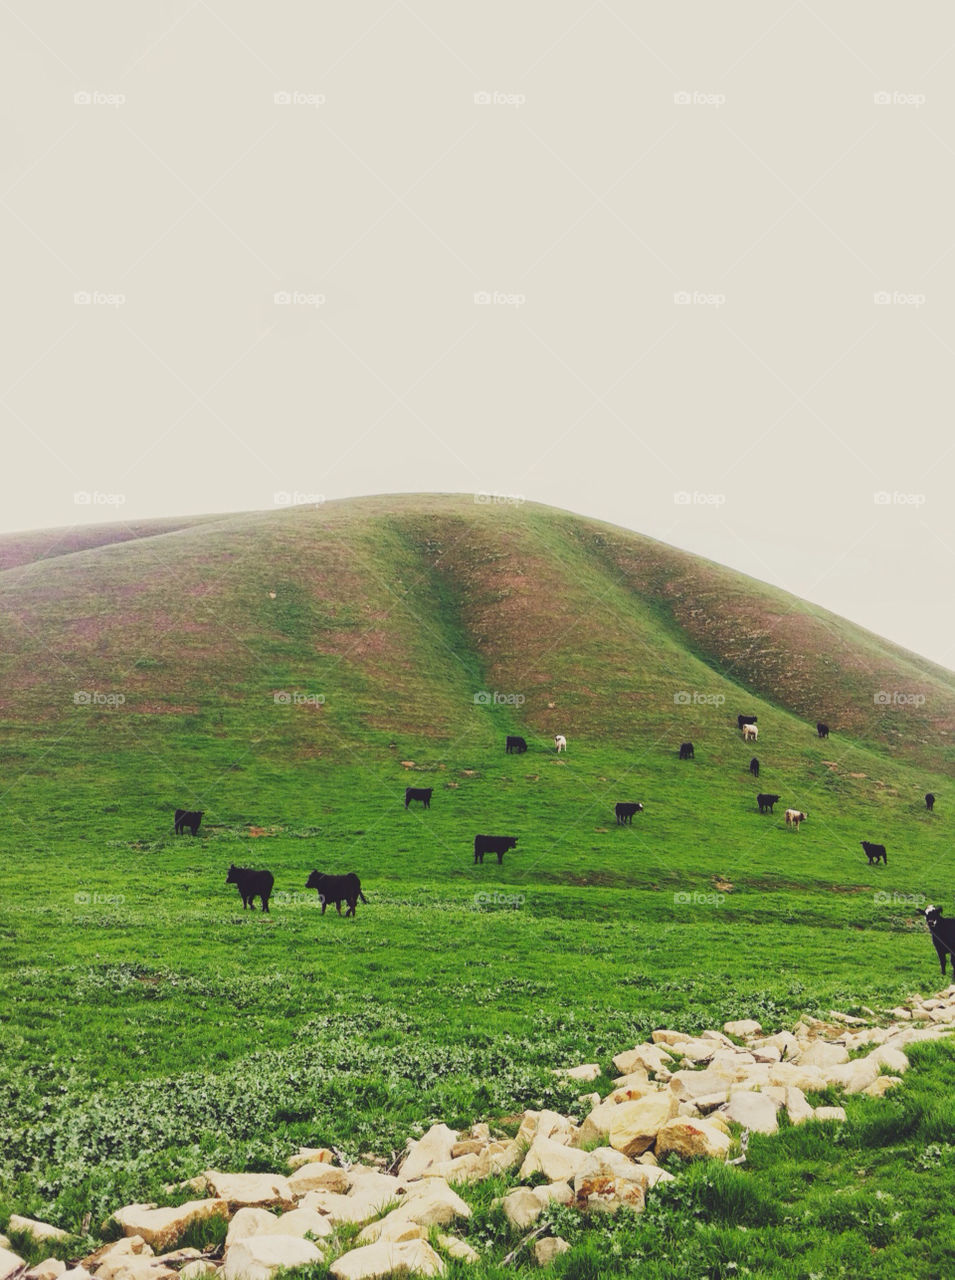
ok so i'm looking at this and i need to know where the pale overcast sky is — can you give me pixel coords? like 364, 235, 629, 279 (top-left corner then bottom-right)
3, 2, 954, 668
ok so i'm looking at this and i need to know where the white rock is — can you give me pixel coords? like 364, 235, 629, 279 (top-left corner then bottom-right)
723, 1020, 762, 1038
287, 1164, 349, 1196
812, 1106, 847, 1123
113, 1202, 228, 1253
557, 1064, 600, 1082
224, 1235, 323, 1280
655, 1118, 733, 1160
786, 1087, 814, 1125
863, 1076, 902, 1098
519, 1134, 589, 1183
204, 1174, 294, 1210
612, 1044, 674, 1077
499, 1188, 544, 1231
263, 1210, 333, 1241
827, 1057, 879, 1094
7, 1219, 70, 1245
609, 1092, 679, 1156
226, 1210, 278, 1247
796, 1041, 849, 1070
724, 1091, 779, 1134
534, 1238, 570, 1266
287, 1148, 334, 1171
870, 1045, 909, 1073
26, 1260, 65, 1280
330, 1240, 445, 1280
357, 1182, 470, 1243
397, 1124, 458, 1180
437, 1235, 479, 1263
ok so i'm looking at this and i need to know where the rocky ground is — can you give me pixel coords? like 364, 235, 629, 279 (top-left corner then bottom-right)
5, 983, 955, 1280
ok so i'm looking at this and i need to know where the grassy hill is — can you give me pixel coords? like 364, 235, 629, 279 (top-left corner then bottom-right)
2, 495, 955, 1277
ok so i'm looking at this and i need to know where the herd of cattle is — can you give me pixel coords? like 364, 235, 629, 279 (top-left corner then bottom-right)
176, 722, 945, 972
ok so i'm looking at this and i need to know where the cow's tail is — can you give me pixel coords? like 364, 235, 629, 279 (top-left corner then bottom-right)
359, 890, 369, 903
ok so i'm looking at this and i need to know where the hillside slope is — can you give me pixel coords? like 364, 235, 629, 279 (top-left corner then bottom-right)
0, 494, 951, 772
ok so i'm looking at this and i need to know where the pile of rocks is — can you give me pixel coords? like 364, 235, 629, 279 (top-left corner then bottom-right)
4, 984, 955, 1280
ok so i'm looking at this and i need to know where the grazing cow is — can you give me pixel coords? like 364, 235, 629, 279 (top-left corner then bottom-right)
737, 715, 758, 731
817, 722, 829, 739
615, 802, 644, 825
474, 834, 519, 864
925, 905, 955, 974
679, 742, 694, 760
861, 841, 887, 865
305, 870, 367, 916
742, 724, 758, 742
757, 793, 781, 814
926, 793, 936, 812
749, 757, 760, 778
785, 809, 807, 829
506, 736, 528, 754
226, 863, 273, 913
405, 787, 433, 809
174, 808, 203, 836
555, 734, 567, 753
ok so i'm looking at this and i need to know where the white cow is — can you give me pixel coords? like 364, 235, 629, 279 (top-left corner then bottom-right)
742, 723, 758, 742
555, 734, 567, 753
785, 809, 807, 829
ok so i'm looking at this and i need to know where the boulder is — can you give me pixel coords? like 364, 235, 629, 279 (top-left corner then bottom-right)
827, 1057, 880, 1094
60, 1270, 91, 1280
287, 1148, 334, 1171
499, 1188, 543, 1231
576, 1098, 627, 1147
870, 1045, 909, 1074
397, 1124, 457, 1180
26, 1261, 65, 1280
864, 1076, 902, 1098
112, 1201, 228, 1252
650, 1030, 686, 1046
573, 1148, 650, 1213
519, 1135, 589, 1183
262, 1209, 333, 1241
485, 1140, 521, 1173
534, 1238, 570, 1266
356, 1217, 426, 1247
557, 1064, 600, 1082
357, 1182, 470, 1243
797, 1042, 848, 1070
7, 1220, 70, 1245
785, 1087, 815, 1125
724, 1091, 779, 1135
449, 1140, 485, 1158
204, 1174, 294, 1211
528, 1109, 579, 1146
80, 1238, 154, 1271
667, 1038, 716, 1063
180, 1265, 217, 1280
813, 1106, 847, 1123
609, 1093, 679, 1156
224, 1235, 323, 1280
723, 1019, 762, 1038
655, 1118, 732, 1160
612, 1045, 673, 1078
344, 1170, 407, 1202
298, 1191, 385, 1226
226, 1211, 278, 1247
97, 1259, 175, 1280
423, 1151, 491, 1184
437, 1236, 479, 1263
668, 1066, 737, 1102
330, 1240, 445, 1280
0, 1255, 26, 1280
287, 1164, 349, 1196
767, 1062, 827, 1093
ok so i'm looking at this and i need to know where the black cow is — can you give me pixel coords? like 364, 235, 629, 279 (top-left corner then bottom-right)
925, 905, 955, 974
749, 757, 760, 778
737, 715, 758, 731
757, 793, 780, 814
506, 736, 528, 754
817, 722, 829, 739
679, 742, 694, 760
926, 793, 936, 812
615, 802, 644, 825
474, 834, 518, 864
306, 870, 367, 916
861, 841, 887, 865
226, 863, 273, 912
405, 787, 433, 809
174, 808, 203, 836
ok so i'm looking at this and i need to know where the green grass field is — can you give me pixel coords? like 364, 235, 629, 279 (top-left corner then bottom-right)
2, 496, 954, 1277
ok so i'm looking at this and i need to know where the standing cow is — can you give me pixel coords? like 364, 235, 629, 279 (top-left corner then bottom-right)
785, 809, 807, 830
743, 724, 759, 742
615, 802, 644, 825
305, 870, 368, 916
474, 834, 519, 864
554, 734, 567, 753
226, 864, 273, 913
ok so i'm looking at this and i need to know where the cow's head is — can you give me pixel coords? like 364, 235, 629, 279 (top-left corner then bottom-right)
926, 905, 943, 930
305, 870, 323, 890
226, 863, 237, 884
